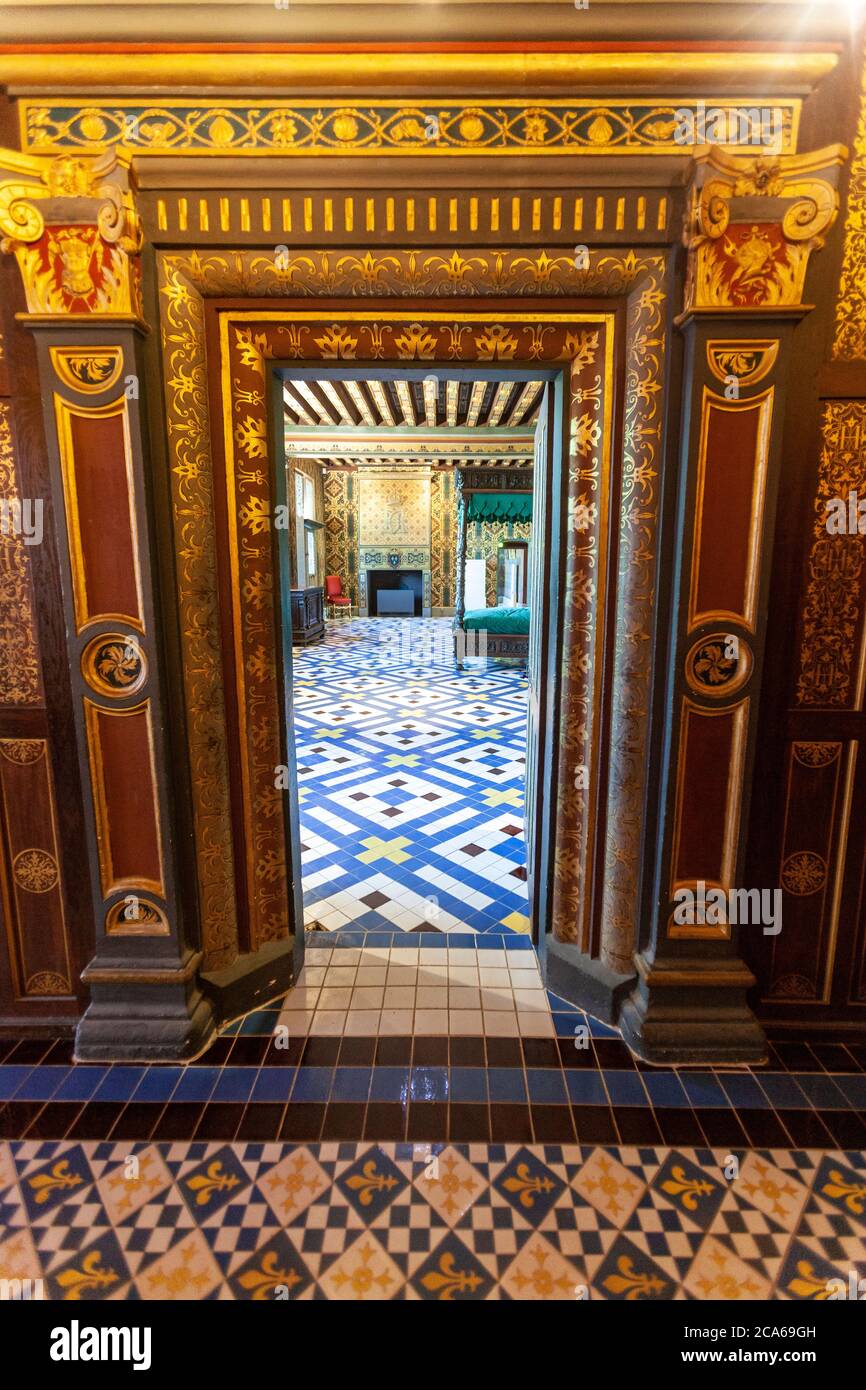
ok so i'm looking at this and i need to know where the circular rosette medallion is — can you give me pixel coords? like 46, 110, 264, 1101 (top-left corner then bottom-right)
685, 633, 752, 699
13, 848, 59, 893
82, 632, 147, 698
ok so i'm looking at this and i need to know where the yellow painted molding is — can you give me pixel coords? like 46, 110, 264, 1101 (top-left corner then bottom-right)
0, 48, 839, 93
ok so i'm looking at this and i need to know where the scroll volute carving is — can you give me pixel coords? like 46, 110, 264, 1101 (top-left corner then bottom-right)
681, 146, 847, 317
0, 148, 143, 316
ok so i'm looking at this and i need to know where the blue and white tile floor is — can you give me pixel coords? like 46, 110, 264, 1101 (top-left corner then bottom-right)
293, 617, 529, 936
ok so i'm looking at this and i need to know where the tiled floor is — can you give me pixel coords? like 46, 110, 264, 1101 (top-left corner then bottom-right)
275, 931, 555, 1038
1, 621, 863, 1299
1, 1138, 864, 1300
2, 937, 866, 1150
293, 617, 529, 935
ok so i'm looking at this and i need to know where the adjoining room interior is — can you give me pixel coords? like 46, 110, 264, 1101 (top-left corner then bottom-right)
279, 366, 544, 939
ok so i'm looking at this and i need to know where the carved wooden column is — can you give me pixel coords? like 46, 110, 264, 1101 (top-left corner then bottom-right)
620, 146, 845, 1063
0, 149, 214, 1059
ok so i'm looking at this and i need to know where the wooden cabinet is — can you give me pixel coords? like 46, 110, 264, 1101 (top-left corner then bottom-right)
290, 586, 324, 645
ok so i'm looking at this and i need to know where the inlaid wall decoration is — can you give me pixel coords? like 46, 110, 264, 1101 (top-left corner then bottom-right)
20, 96, 801, 160
795, 400, 866, 709
0, 738, 72, 996
762, 741, 851, 1003
0, 401, 42, 706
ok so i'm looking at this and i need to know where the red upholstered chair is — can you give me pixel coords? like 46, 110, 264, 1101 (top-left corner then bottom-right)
324, 575, 352, 620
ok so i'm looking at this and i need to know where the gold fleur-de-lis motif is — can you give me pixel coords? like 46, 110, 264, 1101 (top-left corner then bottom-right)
502, 1163, 555, 1209
660, 1165, 716, 1211
28, 1158, 84, 1204
56, 1249, 119, 1300
238, 1251, 303, 1301
420, 1251, 484, 1300
344, 1159, 399, 1207
820, 1170, 866, 1216
786, 1259, 838, 1300
186, 1160, 241, 1207
602, 1254, 667, 1300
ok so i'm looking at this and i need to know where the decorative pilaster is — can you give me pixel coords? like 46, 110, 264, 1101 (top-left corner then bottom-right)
0, 148, 214, 1060
620, 145, 845, 1063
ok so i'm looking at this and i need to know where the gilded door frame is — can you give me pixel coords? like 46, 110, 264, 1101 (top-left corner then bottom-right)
157, 247, 667, 973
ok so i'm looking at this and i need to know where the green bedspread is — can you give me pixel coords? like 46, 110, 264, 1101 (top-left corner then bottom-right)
462, 606, 530, 634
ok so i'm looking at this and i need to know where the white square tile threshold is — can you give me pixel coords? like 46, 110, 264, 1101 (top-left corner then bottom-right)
275, 945, 554, 1038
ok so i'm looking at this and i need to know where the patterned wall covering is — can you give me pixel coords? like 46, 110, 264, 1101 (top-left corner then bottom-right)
429, 471, 453, 611
359, 476, 430, 548
323, 470, 358, 605
324, 468, 459, 614
288, 457, 325, 587
467, 518, 533, 608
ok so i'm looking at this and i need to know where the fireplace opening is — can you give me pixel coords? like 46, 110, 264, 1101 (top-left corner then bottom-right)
366, 567, 423, 617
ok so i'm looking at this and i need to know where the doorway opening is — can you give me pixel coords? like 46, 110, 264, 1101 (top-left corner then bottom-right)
273, 364, 557, 943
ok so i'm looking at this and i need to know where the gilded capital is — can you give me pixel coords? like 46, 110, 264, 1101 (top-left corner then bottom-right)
680, 145, 847, 318
0, 147, 143, 318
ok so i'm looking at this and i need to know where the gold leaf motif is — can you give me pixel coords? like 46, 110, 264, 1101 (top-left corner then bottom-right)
56, 1249, 119, 1300
820, 1170, 866, 1215
419, 1251, 484, 1299
28, 1158, 83, 1203
588, 116, 614, 145
780, 850, 826, 896
185, 1160, 241, 1206
501, 1162, 555, 1208
603, 1255, 667, 1299
237, 1251, 303, 1299
787, 1259, 837, 1300
344, 1159, 399, 1206
660, 1166, 716, 1211
208, 115, 235, 147
13, 847, 59, 893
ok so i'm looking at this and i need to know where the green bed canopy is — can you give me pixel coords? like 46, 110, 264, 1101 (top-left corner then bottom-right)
465, 491, 533, 524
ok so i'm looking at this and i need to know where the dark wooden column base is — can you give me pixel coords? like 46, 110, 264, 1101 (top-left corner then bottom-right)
75, 956, 216, 1062
545, 937, 633, 1026
201, 936, 298, 1025
619, 953, 766, 1065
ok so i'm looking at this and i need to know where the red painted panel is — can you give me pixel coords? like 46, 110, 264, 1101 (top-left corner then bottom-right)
68, 410, 141, 628
90, 704, 162, 894
693, 394, 768, 627
673, 706, 737, 885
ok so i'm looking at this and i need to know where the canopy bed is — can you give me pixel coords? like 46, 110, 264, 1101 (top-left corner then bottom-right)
453, 468, 534, 666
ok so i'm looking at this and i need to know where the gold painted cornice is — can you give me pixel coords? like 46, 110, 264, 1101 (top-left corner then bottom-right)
0, 47, 838, 93
680, 144, 847, 318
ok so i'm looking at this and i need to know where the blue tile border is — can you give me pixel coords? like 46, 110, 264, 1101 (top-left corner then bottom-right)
305, 929, 534, 951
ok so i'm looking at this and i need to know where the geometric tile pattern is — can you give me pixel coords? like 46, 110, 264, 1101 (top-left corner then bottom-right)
293, 618, 529, 935
2, 1141, 864, 1299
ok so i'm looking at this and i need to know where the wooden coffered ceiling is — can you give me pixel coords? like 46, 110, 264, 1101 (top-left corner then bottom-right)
283, 374, 542, 470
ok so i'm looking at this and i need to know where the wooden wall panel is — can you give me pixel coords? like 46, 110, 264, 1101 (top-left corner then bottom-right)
55, 400, 143, 632
0, 739, 71, 997
83, 700, 164, 898
690, 390, 772, 631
